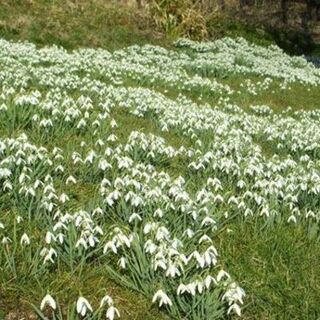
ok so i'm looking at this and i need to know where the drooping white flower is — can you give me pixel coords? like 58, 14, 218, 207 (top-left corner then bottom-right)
76, 297, 93, 316
177, 283, 188, 295
40, 294, 56, 310
100, 295, 113, 308
45, 232, 56, 244
16, 216, 23, 223
2, 236, 11, 245
118, 257, 127, 269
217, 270, 230, 282
152, 290, 172, 307
287, 215, 297, 223
227, 303, 242, 316
204, 275, 217, 289
76, 238, 88, 250
20, 233, 30, 246
106, 306, 120, 320
66, 176, 77, 185
128, 213, 142, 224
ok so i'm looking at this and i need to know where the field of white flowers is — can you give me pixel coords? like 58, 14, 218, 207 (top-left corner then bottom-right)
0, 37, 320, 319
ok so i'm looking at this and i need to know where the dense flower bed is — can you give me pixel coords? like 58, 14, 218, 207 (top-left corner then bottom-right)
0, 37, 320, 319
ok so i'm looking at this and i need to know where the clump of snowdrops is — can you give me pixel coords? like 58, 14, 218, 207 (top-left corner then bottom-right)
0, 36, 320, 319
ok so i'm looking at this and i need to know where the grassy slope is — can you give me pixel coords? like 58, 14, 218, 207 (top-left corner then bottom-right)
0, 1, 320, 320
0, 0, 170, 51
0, 2, 169, 319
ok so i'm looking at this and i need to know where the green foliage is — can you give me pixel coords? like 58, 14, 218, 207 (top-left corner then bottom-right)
270, 28, 316, 55
149, 0, 208, 40
0, 0, 168, 51
218, 218, 320, 319
206, 13, 274, 47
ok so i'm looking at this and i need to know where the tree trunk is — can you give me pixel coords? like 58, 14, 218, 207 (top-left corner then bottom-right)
239, 0, 246, 11
219, 0, 226, 10
136, 0, 142, 9
306, 0, 313, 21
280, 0, 289, 24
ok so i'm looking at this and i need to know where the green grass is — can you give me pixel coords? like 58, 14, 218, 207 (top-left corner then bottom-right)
223, 77, 320, 112
0, 0, 170, 51
0, 267, 168, 319
206, 14, 275, 48
218, 218, 320, 319
108, 103, 320, 319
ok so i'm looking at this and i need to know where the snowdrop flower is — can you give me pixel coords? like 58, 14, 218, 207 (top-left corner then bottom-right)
144, 240, 157, 254
106, 306, 120, 320
227, 303, 242, 316
107, 134, 118, 142
223, 282, 245, 305
103, 241, 117, 254
195, 279, 204, 294
287, 215, 297, 223
217, 270, 230, 282
59, 193, 69, 203
183, 228, 194, 238
177, 283, 188, 295
76, 238, 88, 250
118, 257, 127, 269
76, 297, 93, 316
2, 237, 11, 245
3, 180, 12, 191
40, 294, 56, 310
16, 216, 23, 223
20, 233, 30, 246
191, 250, 205, 268
152, 290, 172, 307
186, 282, 196, 296
201, 216, 215, 227
110, 119, 118, 128
153, 208, 164, 218
204, 275, 217, 289
55, 165, 64, 173
166, 263, 181, 278
199, 234, 212, 244
41, 247, 57, 264
100, 295, 113, 307
99, 159, 112, 171
143, 222, 155, 234
77, 118, 87, 129
93, 207, 104, 216
128, 213, 142, 224
45, 232, 56, 244
0, 103, 7, 111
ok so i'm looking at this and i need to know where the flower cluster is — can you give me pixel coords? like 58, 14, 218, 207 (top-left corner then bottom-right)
0, 36, 319, 319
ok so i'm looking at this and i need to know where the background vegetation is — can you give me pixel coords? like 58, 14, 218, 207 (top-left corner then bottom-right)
1, 0, 320, 55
